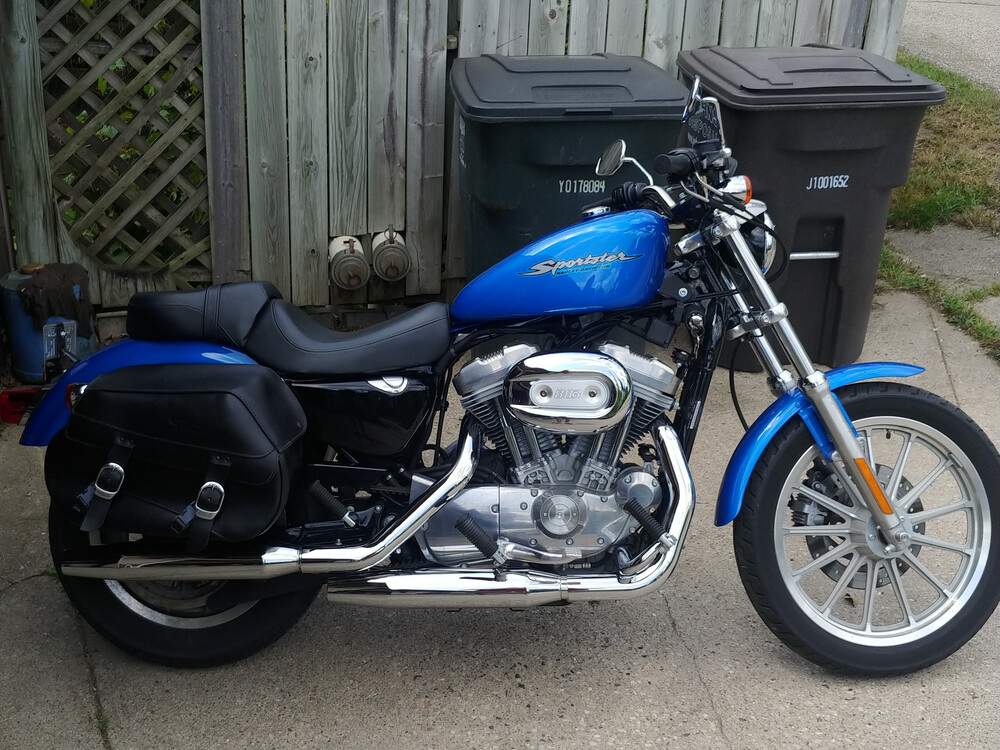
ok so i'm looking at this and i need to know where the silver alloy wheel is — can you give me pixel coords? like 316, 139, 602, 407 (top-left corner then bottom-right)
89, 531, 256, 630
105, 580, 256, 629
773, 416, 991, 647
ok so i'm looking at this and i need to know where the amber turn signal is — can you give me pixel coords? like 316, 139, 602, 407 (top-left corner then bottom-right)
854, 458, 895, 516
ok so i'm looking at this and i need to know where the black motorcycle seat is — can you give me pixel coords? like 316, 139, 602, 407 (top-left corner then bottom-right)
244, 299, 451, 377
127, 281, 452, 377
127, 282, 282, 349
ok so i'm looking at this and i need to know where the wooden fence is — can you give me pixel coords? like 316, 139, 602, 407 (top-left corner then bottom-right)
1, 0, 908, 309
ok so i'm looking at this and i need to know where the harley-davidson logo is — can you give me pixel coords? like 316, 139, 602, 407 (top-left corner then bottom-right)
519, 251, 641, 277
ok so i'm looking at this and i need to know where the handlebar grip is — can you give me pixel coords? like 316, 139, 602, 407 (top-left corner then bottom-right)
653, 150, 697, 178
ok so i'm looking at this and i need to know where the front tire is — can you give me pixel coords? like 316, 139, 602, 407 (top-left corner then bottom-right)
734, 382, 1000, 675
49, 507, 320, 667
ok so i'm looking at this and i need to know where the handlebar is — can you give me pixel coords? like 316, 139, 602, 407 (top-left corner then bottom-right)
653, 149, 698, 179
581, 181, 647, 214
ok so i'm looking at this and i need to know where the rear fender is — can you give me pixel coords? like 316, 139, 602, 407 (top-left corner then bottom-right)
714, 362, 924, 526
20, 339, 255, 447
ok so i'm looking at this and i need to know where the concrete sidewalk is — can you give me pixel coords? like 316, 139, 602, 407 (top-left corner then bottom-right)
2, 281, 999, 750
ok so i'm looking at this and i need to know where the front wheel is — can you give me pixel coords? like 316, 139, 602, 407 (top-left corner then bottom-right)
734, 382, 1000, 675
49, 507, 321, 667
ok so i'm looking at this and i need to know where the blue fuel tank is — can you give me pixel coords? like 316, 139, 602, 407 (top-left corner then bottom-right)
450, 209, 669, 326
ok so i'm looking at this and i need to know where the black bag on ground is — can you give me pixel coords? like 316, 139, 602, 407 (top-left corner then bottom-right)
46, 363, 306, 549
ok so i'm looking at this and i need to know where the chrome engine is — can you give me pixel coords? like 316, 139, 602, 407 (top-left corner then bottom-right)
416, 342, 681, 567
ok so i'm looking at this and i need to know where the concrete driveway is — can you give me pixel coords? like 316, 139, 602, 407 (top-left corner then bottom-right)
901, 0, 1000, 91
3, 289, 998, 750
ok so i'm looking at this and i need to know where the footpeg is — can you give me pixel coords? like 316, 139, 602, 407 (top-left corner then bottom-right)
310, 481, 357, 528
622, 498, 677, 550
455, 513, 506, 565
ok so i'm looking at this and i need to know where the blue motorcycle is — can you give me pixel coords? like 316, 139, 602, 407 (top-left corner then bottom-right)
19, 79, 999, 674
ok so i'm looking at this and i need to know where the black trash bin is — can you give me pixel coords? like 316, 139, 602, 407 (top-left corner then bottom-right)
677, 45, 946, 368
451, 54, 689, 279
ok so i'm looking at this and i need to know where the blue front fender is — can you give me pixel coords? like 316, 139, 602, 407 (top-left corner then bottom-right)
714, 362, 924, 526
20, 339, 256, 447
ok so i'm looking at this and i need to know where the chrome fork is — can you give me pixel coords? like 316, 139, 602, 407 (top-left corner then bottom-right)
723, 231, 909, 553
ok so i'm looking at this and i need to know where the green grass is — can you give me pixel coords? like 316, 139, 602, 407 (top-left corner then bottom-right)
878, 243, 1000, 361
888, 51, 1000, 233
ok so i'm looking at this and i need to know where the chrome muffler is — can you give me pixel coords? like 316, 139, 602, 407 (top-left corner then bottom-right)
325, 423, 695, 608
59, 422, 481, 581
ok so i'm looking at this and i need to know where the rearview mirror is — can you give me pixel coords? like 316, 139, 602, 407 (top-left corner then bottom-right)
595, 140, 626, 177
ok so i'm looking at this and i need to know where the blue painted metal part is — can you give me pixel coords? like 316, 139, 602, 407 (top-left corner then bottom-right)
20, 339, 256, 447
451, 209, 669, 326
714, 362, 925, 527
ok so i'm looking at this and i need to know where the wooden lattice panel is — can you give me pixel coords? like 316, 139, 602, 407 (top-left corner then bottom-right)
37, 0, 209, 289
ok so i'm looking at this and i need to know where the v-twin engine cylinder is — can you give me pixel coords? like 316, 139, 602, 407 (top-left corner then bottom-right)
432, 341, 681, 567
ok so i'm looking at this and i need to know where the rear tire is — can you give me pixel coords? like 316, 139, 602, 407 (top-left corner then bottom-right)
49, 507, 319, 667
734, 383, 1000, 675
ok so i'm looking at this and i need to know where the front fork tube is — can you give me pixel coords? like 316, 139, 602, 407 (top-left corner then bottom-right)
724, 233, 910, 552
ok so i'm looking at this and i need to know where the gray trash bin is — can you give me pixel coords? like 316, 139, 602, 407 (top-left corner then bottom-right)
677, 45, 946, 368
451, 54, 689, 279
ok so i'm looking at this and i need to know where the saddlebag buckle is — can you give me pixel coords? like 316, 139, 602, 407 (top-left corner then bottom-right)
194, 481, 226, 521
93, 462, 126, 500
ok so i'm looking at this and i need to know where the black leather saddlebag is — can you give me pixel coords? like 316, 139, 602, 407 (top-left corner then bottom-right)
46, 364, 306, 549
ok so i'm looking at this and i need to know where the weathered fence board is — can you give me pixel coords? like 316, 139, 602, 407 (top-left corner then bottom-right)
0, 121, 14, 277
497, 0, 530, 55
683, 0, 724, 50
287, 1, 330, 306
757, 0, 798, 46
203, 0, 251, 284
828, 0, 872, 47
0, 0, 60, 267
527, 0, 568, 54
405, 0, 448, 296
459, 0, 501, 56
568, 0, 609, 55
643, 2, 685, 76
605, 0, 645, 56
368, 0, 409, 235
865, 0, 907, 60
329, 0, 369, 238
721, 0, 762, 47
244, 0, 291, 298
792, 0, 834, 44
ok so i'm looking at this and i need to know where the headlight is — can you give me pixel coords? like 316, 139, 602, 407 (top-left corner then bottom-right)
742, 200, 776, 273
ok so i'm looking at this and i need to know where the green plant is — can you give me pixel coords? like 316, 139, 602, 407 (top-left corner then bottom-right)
889, 51, 1000, 233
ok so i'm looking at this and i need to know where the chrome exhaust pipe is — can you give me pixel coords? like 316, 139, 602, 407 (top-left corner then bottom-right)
60, 421, 482, 581
325, 423, 695, 608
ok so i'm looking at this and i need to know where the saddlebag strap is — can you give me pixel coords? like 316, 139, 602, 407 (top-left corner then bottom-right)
76, 436, 133, 532
171, 456, 231, 552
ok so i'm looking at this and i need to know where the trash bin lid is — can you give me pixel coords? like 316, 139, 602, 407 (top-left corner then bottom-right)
451, 54, 689, 122
677, 45, 946, 109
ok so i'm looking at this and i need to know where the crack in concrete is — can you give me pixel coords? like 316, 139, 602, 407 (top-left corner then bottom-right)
661, 592, 735, 750
73, 612, 113, 750
0, 572, 51, 597
928, 305, 962, 408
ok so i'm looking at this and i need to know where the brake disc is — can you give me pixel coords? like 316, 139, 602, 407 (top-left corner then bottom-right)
793, 464, 924, 589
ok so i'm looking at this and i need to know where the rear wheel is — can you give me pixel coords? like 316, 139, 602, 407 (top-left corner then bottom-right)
49, 507, 320, 667
734, 383, 1000, 675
